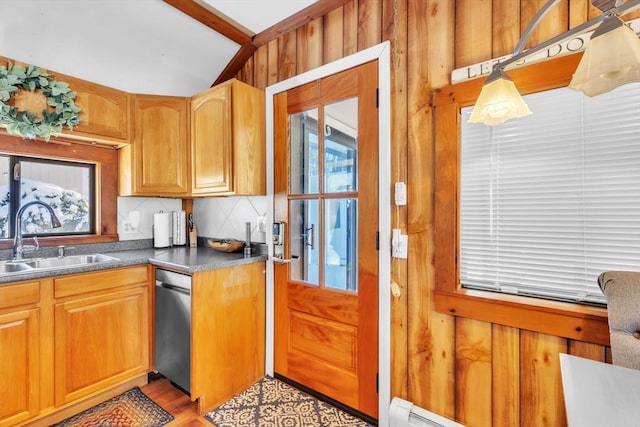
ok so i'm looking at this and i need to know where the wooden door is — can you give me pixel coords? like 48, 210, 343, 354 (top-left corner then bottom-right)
274, 61, 379, 418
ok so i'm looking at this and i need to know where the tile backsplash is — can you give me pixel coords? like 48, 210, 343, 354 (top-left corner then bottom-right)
117, 197, 182, 241
117, 195, 268, 243
193, 196, 267, 243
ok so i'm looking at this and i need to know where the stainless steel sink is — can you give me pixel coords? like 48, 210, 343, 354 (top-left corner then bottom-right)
0, 253, 118, 275
0, 262, 34, 273
25, 254, 118, 269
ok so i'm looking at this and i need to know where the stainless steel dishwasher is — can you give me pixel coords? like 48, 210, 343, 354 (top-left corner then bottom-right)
155, 268, 191, 393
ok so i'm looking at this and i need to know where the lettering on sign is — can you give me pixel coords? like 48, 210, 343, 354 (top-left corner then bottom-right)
451, 18, 640, 83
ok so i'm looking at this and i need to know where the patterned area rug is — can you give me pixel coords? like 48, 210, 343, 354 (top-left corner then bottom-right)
52, 387, 174, 427
205, 376, 373, 427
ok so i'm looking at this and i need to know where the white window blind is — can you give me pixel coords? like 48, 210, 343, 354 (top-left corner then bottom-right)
460, 84, 640, 305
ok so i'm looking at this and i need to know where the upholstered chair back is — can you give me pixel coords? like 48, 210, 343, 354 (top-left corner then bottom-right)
598, 271, 640, 370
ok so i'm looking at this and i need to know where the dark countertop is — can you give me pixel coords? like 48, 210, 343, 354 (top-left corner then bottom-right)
0, 246, 267, 285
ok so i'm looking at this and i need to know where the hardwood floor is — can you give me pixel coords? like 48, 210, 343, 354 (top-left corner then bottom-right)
141, 378, 211, 426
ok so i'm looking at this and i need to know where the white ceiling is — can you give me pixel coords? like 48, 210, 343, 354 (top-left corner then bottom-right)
0, 0, 316, 97
202, 0, 317, 34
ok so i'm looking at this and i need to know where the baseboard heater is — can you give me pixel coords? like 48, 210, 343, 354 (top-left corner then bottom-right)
389, 398, 466, 427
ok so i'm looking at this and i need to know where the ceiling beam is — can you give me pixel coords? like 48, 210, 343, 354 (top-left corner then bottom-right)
166, 0, 354, 85
213, 43, 258, 86
162, 0, 252, 45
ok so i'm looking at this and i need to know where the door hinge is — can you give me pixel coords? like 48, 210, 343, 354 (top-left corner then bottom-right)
375, 88, 379, 108
375, 373, 379, 393
375, 231, 379, 250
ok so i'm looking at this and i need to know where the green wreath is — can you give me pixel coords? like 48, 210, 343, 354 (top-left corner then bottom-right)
0, 62, 81, 141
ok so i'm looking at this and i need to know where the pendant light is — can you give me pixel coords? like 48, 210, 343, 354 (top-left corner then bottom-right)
469, 0, 640, 126
468, 70, 531, 125
569, 15, 640, 96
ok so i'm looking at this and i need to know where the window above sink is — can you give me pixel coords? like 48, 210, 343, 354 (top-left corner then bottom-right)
0, 132, 119, 251
0, 155, 95, 239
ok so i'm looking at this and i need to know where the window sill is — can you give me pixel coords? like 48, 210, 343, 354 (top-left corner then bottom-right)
434, 288, 610, 346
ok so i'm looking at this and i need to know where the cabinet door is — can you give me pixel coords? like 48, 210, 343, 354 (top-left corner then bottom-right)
191, 85, 233, 195
229, 80, 265, 195
191, 262, 265, 412
5, 62, 130, 147
54, 286, 149, 406
63, 76, 131, 144
0, 309, 39, 427
132, 95, 189, 196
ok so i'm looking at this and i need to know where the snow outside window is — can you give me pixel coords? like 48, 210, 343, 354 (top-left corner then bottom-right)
0, 156, 94, 238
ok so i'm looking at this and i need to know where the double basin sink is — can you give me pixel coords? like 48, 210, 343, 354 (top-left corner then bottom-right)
0, 254, 118, 275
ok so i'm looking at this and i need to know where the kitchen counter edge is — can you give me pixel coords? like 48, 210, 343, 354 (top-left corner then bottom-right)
0, 247, 268, 284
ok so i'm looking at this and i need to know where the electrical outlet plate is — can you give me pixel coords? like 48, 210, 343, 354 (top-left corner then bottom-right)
392, 228, 408, 259
257, 215, 267, 232
395, 182, 407, 206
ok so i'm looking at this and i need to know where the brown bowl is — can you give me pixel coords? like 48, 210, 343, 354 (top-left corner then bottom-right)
207, 239, 245, 253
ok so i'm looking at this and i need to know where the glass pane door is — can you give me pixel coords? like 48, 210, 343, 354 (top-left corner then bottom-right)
288, 97, 359, 292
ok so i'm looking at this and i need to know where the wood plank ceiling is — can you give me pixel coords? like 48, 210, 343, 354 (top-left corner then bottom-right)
163, 0, 354, 85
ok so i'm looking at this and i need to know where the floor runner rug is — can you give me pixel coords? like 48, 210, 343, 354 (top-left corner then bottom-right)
52, 387, 174, 427
205, 376, 373, 427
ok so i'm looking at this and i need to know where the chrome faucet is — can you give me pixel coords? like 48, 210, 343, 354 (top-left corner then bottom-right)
13, 201, 62, 260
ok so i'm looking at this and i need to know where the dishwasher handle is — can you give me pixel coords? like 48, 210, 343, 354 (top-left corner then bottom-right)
155, 268, 191, 288
156, 282, 191, 296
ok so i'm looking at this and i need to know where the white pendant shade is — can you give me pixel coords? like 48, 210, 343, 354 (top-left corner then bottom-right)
569, 21, 640, 96
468, 71, 532, 126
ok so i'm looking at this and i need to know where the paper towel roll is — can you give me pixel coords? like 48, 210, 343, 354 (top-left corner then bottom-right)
153, 212, 171, 248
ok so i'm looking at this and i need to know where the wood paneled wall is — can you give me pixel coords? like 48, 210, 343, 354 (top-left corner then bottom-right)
238, 1, 617, 426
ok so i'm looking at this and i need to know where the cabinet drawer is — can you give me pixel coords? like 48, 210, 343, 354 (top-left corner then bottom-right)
54, 266, 149, 299
0, 281, 40, 309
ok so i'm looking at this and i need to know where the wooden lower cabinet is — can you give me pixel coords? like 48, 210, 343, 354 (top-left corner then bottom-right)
0, 281, 40, 427
191, 261, 266, 414
0, 266, 151, 427
1, 261, 263, 424
0, 308, 40, 427
54, 286, 149, 405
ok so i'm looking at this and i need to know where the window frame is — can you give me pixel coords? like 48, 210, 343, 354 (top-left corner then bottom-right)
433, 53, 610, 346
0, 133, 119, 249
6, 155, 97, 237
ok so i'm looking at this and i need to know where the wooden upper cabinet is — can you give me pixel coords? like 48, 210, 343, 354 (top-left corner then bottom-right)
190, 79, 265, 196
119, 94, 190, 196
191, 83, 232, 195
0, 57, 131, 147
60, 76, 131, 146
118, 79, 263, 198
